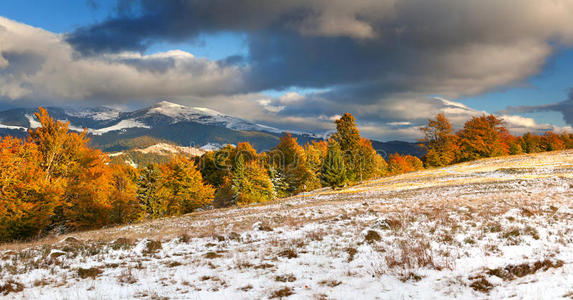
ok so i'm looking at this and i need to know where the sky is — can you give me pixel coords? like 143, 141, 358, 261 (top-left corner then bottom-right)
1, 0, 573, 141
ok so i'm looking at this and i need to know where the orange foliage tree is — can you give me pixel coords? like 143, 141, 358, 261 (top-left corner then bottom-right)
420, 113, 459, 167
456, 114, 509, 162
62, 148, 114, 230
29, 107, 116, 231
541, 132, 566, 151
269, 132, 314, 196
387, 153, 423, 175
0, 137, 62, 241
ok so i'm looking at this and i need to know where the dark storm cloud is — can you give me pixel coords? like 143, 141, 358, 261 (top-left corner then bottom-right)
505, 89, 573, 125
68, 0, 573, 101
68, 0, 310, 55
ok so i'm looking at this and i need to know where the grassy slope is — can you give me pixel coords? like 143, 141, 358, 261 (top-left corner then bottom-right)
1, 150, 572, 299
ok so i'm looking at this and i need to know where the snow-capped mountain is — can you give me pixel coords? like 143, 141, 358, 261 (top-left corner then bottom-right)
0, 101, 319, 152
0, 101, 304, 135
130, 101, 288, 134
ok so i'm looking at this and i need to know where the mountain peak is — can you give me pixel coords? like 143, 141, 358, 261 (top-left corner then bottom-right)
149, 100, 223, 117
152, 100, 185, 109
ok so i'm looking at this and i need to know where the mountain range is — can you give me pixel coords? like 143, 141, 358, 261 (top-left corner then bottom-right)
0, 101, 424, 157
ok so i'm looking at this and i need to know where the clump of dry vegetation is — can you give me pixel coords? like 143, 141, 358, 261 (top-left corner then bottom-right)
277, 248, 298, 259
0, 279, 24, 296
270, 287, 294, 298
487, 259, 564, 281
77, 267, 103, 279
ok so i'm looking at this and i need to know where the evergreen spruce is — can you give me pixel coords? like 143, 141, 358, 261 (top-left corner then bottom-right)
268, 166, 289, 198
320, 142, 347, 189
137, 164, 164, 218
331, 113, 365, 182
231, 155, 246, 203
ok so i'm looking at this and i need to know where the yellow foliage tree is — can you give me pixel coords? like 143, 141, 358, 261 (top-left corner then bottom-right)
159, 155, 215, 215
231, 155, 274, 206
109, 163, 140, 224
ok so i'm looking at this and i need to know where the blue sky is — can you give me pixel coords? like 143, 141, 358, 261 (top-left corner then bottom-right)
461, 49, 573, 127
1, 0, 572, 140
0, 0, 114, 33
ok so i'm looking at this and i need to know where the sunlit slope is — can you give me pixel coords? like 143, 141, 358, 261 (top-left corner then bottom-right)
1, 150, 572, 299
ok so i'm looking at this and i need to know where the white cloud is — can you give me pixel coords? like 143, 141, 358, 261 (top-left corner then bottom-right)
257, 99, 285, 113
0, 17, 247, 104
278, 92, 304, 104
387, 121, 412, 126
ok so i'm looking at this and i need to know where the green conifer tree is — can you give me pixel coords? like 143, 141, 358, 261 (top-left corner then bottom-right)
331, 113, 363, 182
137, 164, 164, 218
231, 155, 246, 202
320, 142, 347, 189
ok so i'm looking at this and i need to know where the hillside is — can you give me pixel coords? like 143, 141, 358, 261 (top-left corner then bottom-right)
2, 150, 572, 299
109, 142, 205, 167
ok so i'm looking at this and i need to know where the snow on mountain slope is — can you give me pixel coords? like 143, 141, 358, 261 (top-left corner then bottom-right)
144, 100, 286, 134
200, 142, 234, 151
24, 114, 149, 135
86, 119, 150, 135
1, 101, 318, 143
0, 123, 27, 131
147, 101, 220, 119
65, 107, 121, 121
136, 143, 204, 157
1, 150, 572, 299
25, 114, 41, 129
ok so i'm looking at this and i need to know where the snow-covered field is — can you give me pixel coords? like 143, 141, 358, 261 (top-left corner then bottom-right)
1, 150, 573, 299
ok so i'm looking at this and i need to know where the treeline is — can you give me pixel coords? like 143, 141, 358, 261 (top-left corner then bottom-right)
1, 110, 422, 242
420, 113, 573, 167
196, 113, 422, 207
